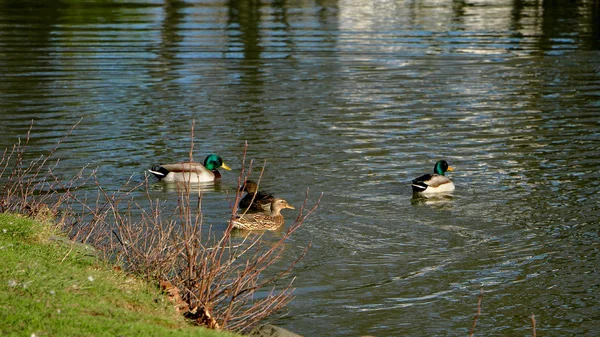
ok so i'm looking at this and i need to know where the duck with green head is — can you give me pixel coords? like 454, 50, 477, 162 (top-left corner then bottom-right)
149, 154, 231, 183
411, 160, 455, 194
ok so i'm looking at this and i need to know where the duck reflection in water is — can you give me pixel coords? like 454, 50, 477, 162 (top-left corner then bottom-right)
152, 181, 223, 194
411, 192, 454, 206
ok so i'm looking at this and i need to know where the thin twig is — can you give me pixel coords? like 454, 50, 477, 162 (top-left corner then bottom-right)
469, 289, 484, 337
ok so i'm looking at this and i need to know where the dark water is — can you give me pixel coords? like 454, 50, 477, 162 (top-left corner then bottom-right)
1, 0, 600, 335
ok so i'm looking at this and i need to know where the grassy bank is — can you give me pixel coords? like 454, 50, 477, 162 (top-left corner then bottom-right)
0, 213, 240, 337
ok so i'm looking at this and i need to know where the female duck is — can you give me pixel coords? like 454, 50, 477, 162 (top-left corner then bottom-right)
231, 198, 295, 231
239, 180, 275, 212
411, 160, 455, 194
149, 154, 231, 183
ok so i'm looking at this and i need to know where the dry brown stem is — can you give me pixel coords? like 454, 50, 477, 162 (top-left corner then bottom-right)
469, 289, 484, 337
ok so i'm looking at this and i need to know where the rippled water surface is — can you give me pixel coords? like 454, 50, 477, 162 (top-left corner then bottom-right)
1, 0, 600, 335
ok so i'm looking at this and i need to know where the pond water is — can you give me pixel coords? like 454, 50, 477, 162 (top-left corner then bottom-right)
1, 0, 600, 335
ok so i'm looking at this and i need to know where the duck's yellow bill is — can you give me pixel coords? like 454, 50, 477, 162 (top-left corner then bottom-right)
221, 162, 232, 171
447, 166, 454, 172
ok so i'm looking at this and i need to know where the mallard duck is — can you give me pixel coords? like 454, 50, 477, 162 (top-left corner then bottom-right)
411, 160, 455, 194
239, 180, 275, 212
149, 154, 231, 183
231, 198, 295, 231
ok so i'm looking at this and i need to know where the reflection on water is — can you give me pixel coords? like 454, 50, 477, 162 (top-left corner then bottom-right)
411, 193, 454, 207
150, 180, 226, 195
1, 0, 600, 336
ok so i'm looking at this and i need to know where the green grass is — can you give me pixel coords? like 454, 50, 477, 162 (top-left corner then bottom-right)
0, 213, 240, 337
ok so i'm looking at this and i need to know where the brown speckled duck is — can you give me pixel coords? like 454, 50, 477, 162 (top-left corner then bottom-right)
239, 180, 275, 212
231, 198, 295, 231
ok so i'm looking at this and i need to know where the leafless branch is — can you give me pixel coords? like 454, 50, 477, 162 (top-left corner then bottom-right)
469, 289, 484, 337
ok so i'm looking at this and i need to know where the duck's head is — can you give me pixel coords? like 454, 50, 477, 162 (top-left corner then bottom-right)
204, 154, 232, 172
434, 160, 454, 176
271, 198, 295, 212
240, 180, 258, 193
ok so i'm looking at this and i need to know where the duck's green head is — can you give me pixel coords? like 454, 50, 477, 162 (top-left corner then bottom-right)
434, 160, 454, 176
204, 154, 232, 171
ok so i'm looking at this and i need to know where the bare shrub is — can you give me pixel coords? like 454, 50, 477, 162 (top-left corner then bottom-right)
70, 143, 319, 332
60, 148, 319, 332
0, 120, 87, 224
1, 121, 319, 333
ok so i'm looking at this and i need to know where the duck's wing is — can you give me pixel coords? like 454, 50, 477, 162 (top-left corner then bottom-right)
159, 162, 211, 173
412, 173, 452, 189
412, 173, 433, 191
239, 193, 254, 209
232, 212, 284, 230
231, 213, 263, 229
240, 191, 275, 211
254, 191, 275, 204
424, 174, 452, 188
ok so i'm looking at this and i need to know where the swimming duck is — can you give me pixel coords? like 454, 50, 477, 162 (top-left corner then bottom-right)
231, 198, 295, 231
149, 154, 231, 183
411, 160, 455, 194
239, 180, 275, 212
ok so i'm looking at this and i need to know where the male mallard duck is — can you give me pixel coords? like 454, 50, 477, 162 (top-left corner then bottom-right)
411, 160, 455, 194
231, 198, 295, 231
239, 180, 275, 212
149, 154, 231, 183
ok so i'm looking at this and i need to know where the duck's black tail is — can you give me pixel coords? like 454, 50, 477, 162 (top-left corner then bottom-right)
411, 179, 429, 193
148, 165, 169, 179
